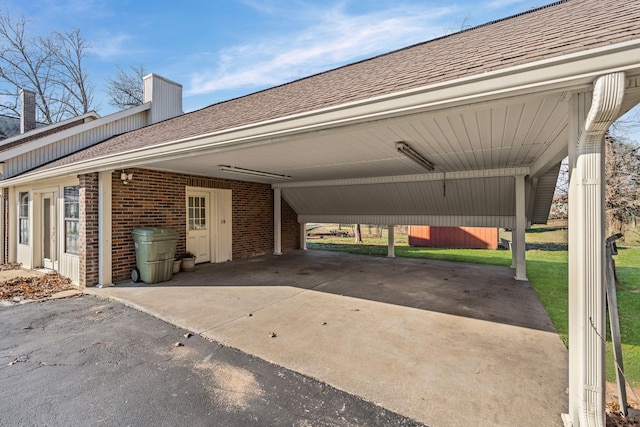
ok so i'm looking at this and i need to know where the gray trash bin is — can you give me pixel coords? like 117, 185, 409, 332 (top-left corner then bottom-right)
131, 227, 179, 284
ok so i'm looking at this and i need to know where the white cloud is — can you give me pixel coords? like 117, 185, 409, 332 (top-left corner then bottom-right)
484, 0, 526, 8
187, 2, 457, 96
88, 33, 134, 59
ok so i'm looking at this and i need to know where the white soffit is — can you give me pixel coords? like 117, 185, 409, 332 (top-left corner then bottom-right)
146, 91, 566, 183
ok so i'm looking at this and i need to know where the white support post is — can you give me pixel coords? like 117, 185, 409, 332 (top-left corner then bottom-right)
98, 171, 113, 287
0, 188, 4, 265
8, 187, 16, 263
387, 225, 395, 258
300, 222, 307, 250
565, 72, 625, 427
274, 187, 282, 255
514, 175, 527, 281
510, 222, 518, 268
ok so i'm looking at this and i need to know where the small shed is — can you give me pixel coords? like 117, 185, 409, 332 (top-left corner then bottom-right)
408, 226, 498, 249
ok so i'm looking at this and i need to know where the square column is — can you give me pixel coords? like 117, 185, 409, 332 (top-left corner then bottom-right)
98, 171, 113, 287
300, 222, 307, 250
387, 225, 395, 258
565, 72, 625, 427
514, 175, 527, 281
274, 187, 282, 255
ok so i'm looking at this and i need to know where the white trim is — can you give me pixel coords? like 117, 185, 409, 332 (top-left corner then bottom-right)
3, 41, 640, 186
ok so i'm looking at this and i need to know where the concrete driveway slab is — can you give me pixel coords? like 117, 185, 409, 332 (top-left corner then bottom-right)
88, 250, 568, 426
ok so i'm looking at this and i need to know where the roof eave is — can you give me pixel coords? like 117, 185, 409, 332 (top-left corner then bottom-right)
3, 39, 640, 187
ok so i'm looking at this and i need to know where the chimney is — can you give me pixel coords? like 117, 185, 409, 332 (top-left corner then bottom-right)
143, 74, 183, 125
20, 89, 36, 134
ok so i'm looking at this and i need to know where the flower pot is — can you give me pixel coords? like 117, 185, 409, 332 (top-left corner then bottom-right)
181, 257, 196, 272
173, 259, 182, 274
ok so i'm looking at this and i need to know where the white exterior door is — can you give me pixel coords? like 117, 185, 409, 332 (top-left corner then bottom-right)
42, 192, 58, 270
186, 191, 211, 263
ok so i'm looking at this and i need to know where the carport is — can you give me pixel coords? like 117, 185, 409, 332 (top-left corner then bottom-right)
6, 1, 640, 425
90, 250, 568, 426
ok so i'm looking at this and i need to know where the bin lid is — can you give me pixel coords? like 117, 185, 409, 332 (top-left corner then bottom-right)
132, 227, 179, 237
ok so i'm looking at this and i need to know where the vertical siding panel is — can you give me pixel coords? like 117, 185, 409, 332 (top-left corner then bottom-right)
6, 112, 148, 179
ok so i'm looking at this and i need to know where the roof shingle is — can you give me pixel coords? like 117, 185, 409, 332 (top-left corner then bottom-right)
30, 0, 640, 171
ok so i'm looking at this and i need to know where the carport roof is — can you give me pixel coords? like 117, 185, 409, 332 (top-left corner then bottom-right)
29, 0, 640, 171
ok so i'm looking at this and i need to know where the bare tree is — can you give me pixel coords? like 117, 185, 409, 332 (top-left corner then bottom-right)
106, 64, 146, 109
604, 134, 640, 232
550, 135, 640, 228
0, 11, 95, 123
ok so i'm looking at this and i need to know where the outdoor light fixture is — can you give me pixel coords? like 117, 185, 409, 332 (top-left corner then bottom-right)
120, 170, 133, 184
395, 141, 435, 171
219, 165, 292, 181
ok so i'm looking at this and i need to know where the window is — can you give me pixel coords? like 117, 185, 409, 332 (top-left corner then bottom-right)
18, 192, 29, 245
188, 196, 207, 230
64, 186, 79, 254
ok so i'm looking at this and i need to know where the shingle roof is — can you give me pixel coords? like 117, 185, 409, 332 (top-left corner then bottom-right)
32, 0, 640, 171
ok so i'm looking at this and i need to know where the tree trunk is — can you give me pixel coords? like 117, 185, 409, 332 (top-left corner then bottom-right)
354, 224, 362, 243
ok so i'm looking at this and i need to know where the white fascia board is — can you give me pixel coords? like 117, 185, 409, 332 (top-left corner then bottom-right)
272, 167, 529, 189
4, 39, 640, 186
0, 103, 151, 160
0, 111, 100, 147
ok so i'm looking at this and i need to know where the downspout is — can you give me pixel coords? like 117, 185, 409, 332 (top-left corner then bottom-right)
565, 72, 625, 427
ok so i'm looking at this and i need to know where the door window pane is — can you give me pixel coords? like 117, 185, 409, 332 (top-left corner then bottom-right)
188, 196, 207, 230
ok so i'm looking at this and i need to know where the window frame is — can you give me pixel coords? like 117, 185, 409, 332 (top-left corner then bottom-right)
63, 186, 80, 255
18, 192, 29, 245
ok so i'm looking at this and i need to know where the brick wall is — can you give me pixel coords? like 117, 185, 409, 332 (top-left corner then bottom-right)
79, 173, 99, 287
281, 196, 300, 251
111, 168, 299, 282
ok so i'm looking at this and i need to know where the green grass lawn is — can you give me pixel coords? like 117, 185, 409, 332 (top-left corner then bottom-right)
307, 225, 640, 386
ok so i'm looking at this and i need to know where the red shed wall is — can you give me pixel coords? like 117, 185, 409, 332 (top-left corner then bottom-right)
408, 226, 498, 249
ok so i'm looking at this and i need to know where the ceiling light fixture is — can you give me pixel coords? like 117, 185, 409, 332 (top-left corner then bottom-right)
219, 165, 292, 181
395, 141, 435, 171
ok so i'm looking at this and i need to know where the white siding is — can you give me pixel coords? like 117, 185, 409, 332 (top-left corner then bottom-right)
282, 176, 515, 218
59, 253, 80, 285
5, 112, 148, 178
144, 74, 183, 124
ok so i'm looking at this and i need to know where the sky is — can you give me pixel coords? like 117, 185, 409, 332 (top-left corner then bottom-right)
1, 0, 638, 139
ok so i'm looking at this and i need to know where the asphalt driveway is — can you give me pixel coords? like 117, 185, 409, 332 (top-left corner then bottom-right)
0, 296, 421, 427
